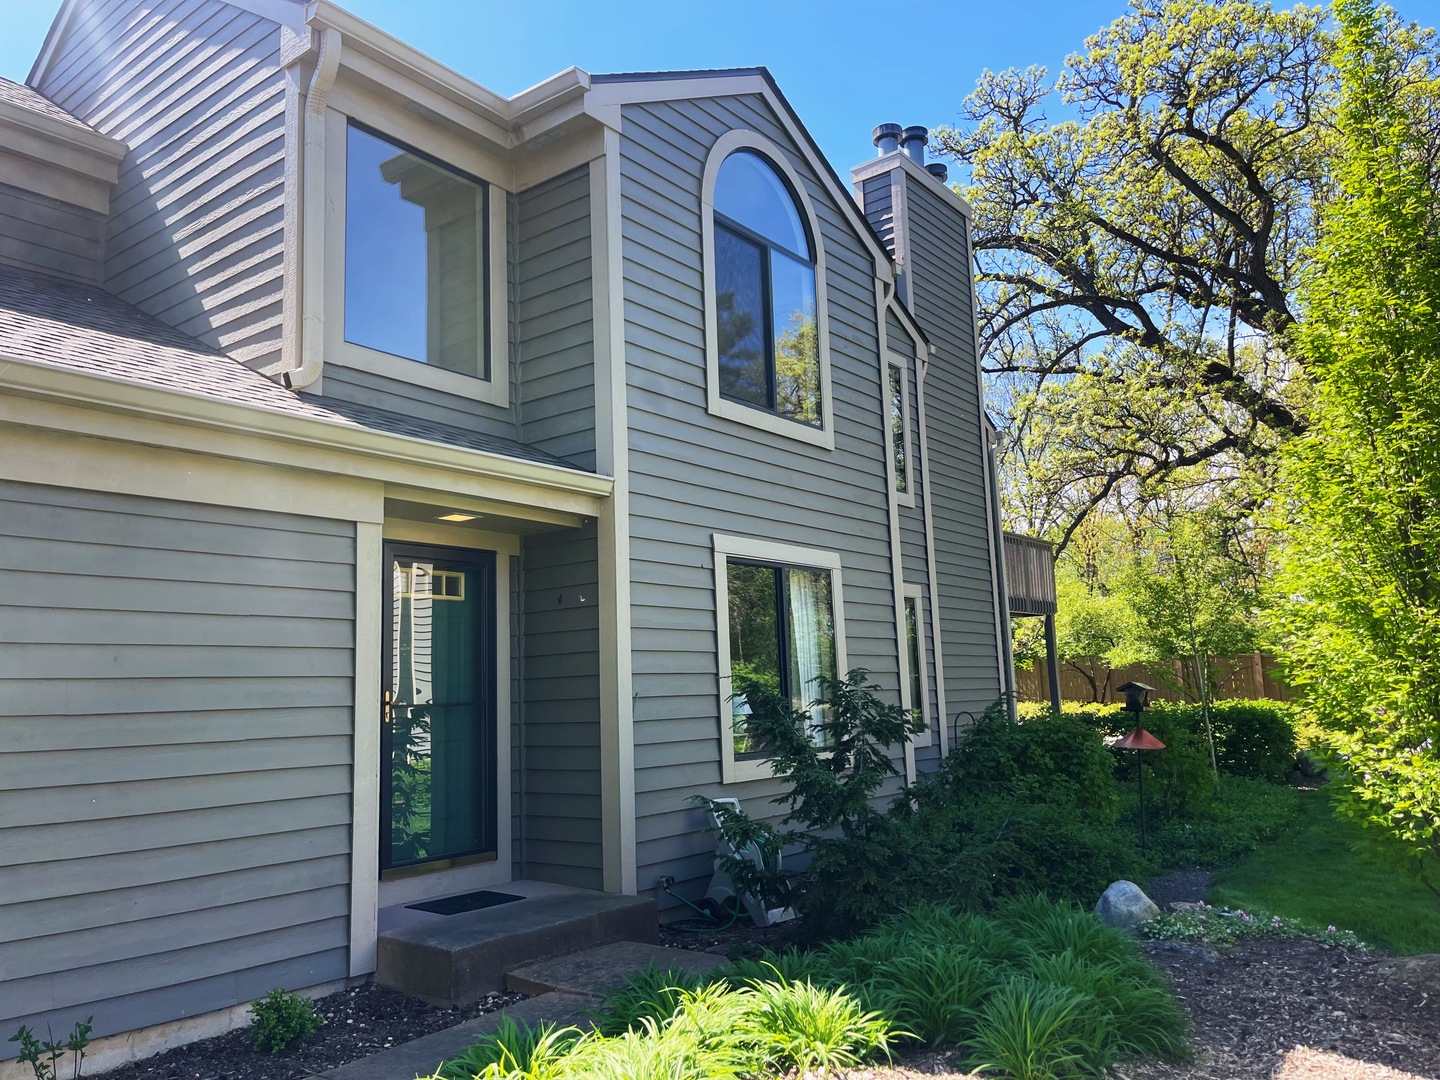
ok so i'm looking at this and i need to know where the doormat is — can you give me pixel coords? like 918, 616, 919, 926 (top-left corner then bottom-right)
407, 890, 525, 916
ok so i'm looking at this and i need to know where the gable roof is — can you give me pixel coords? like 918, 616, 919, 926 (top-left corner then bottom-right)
589, 68, 895, 279
0, 267, 583, 472
0, 76, 94, 132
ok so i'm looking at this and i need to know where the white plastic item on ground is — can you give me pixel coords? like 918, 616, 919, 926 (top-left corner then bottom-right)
703, 797, 797, 927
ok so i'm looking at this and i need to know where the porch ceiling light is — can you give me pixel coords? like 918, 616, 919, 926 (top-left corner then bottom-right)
437, 512, 480, 522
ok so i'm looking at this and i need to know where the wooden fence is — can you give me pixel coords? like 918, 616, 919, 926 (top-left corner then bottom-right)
1013, 652, 1293, 705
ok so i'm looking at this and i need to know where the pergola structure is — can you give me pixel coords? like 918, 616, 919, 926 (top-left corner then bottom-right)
1003, 532, 1060, 713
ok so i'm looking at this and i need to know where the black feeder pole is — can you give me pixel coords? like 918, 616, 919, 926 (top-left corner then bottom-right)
1114, 681, 1164, 850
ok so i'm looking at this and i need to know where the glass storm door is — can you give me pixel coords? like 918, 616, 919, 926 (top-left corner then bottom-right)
381, 544, 497, 872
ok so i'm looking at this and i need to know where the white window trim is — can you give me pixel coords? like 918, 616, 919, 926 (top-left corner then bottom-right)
903, 583, 933, 749
713, 533, 848, 784
323, 108, 509, 407
701, 130, 835, 451
886, 352, 917, 509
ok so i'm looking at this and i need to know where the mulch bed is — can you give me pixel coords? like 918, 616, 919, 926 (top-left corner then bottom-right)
100, 984, 521, 1080
91, 890, 1440, 1080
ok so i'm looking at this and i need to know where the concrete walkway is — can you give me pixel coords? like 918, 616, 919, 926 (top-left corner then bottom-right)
307, 942, 730, 1080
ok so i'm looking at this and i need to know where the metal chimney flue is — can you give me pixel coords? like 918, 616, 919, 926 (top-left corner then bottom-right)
873, 123, 902, 156
926, 161, 948, 183
901, 125, 928, 165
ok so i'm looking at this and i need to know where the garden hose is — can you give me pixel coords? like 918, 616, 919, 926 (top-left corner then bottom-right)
658, 878, 747, 932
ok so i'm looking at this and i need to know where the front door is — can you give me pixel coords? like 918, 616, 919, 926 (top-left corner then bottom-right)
381, 543, 497, 873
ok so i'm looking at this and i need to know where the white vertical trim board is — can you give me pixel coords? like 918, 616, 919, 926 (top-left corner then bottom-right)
915, 347, 951, 755
592, 134, 637, 894
348, 520, 383, 976
712, 533, 849, 786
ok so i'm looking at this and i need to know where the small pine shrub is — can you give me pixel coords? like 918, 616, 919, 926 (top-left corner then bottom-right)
249, 988, 321, 1055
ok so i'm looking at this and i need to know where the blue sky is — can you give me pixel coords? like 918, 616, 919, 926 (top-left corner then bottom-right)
4, 0, 1439, 175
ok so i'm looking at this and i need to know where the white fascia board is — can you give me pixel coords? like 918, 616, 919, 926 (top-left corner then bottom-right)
0, 355, 614, 500
851, 152, 976, 220
587, 75, 894, 284
0, 102, 125, 167
306, 1, 589, 149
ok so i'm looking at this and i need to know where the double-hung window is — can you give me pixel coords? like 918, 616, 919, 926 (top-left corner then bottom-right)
714, 535, 847, 783
703, 132, 833, 448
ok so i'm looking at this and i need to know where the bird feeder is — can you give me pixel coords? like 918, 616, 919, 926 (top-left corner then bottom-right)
1115, 681, 1164, 849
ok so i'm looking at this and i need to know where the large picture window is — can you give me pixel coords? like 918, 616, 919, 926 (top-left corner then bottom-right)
702, 132, 834, 449
343, 122, 489, 380
714, 535, 847, 783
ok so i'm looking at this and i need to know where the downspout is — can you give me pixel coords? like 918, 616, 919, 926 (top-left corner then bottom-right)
986, 434, 1018, 722
283, 26, 341, 391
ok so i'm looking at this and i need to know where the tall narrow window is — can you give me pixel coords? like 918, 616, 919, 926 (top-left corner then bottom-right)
889, 363, 908, 493
345, 123, 488, 379
905, 595, 923, 727
713, 151, 820, 427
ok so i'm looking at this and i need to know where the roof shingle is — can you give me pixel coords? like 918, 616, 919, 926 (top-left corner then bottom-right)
0, 77, 97, 132
0, 268, 585, 473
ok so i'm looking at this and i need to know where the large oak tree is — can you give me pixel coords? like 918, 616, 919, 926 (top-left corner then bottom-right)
933, 0, 1438, 547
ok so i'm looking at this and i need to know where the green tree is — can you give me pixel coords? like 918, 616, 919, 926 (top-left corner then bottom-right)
1275, 0, 1440, 899
936, 0, 1439, 546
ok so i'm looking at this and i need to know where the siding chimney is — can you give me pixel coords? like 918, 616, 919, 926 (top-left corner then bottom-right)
901, 125, 928, 165
926, 162, 949, 183
873, 123, 902, 156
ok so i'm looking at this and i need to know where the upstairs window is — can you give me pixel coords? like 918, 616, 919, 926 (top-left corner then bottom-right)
703, 133, 833, 449
343, 122, 490, 381
714, 151, 819, 426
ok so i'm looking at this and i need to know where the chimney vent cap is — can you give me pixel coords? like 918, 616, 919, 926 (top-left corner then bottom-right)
926, 161, 949, 183
873, 123, 902, 156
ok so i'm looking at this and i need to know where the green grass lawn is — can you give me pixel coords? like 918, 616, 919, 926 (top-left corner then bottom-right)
1209, 788, 1440, 955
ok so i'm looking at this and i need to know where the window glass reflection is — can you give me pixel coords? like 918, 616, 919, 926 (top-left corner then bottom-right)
771, 251, 819, 425
346, 125, 486, 378
714, 150, 810, 256
716, 225, 769, 409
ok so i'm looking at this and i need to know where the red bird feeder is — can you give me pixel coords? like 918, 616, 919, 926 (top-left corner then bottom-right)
1115, 682, 1165, 849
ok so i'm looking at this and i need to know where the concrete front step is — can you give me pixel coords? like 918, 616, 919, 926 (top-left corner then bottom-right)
305, 992, 600, 1080
506, 940, 732, 997
376, 888, 657, 1008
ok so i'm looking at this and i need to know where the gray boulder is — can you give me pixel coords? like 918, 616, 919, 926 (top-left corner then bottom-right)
1095, 880, 1161, 929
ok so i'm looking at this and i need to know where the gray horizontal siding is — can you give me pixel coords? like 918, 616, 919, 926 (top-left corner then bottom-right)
519, 525, 604, 889
886, 307, 916, 357
37, 0, 289, 370
863, 174, 895, 254
517, 167, 595, 470
619, 95, 905, 909
903, 174, 1001, 721
0, 479, 353, 1054
0, 181, 107, 282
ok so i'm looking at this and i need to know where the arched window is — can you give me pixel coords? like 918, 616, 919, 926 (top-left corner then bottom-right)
703, 134, 831, 444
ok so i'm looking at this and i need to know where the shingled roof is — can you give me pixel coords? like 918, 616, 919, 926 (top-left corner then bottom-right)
0, 76, 95, 132
0, 267, 584, 472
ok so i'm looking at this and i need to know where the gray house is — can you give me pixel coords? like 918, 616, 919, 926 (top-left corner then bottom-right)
0, 0, 1008, 1064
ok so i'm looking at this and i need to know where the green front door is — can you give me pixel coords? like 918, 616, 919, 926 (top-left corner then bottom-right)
381, 543, 497, 872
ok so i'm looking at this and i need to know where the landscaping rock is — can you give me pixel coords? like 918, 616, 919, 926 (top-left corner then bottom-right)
1095, 880, 1161, 928
1372, 953, 1440, 992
